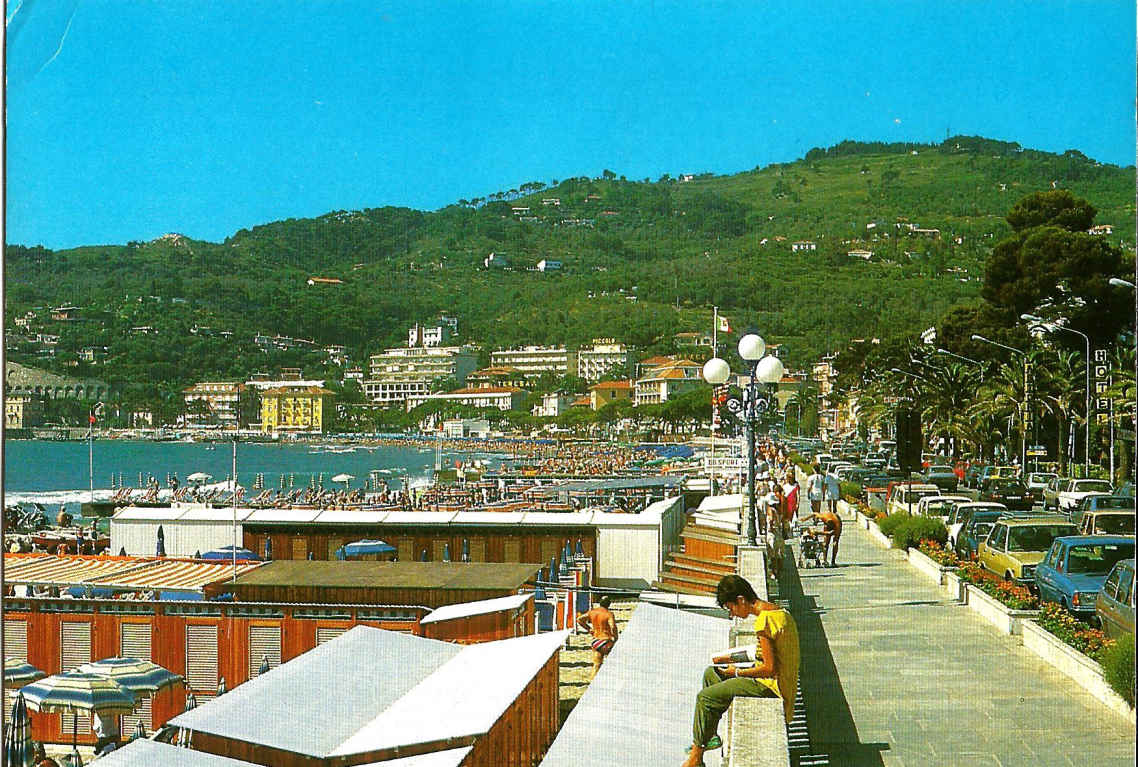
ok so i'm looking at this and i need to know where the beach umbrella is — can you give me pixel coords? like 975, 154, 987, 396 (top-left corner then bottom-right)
461, 538, 469, 562
258, 655, 271, 676
76, 658, 182, 701
5, 692, 32, 767
548, 557, 557, 582
559, 557, 568, 577
118, 546, 128, 557
217, 677, 226, 696
131, 719, 147, 741
186, 472, 211, 483
156, 526, 166, 558
193, 550, 202, 560
4, 658, 46, 687
183, 691, 198, 712
442, 543, 451, 562
331, 473, 354, 488
264, 537, 273, 561
199, 546, 258, 561
20, 671, 136, 751
341, 540, 396, 558
307, 551, 314, 560
575, 539, 584, 557
419, 549, 428, 562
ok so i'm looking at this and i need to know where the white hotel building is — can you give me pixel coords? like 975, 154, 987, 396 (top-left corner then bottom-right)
364, 346, 479, 407
577, 340, 629, 382
490, 346, 577, 380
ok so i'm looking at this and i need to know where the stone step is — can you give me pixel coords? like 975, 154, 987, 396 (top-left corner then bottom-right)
665, 558, 735, 580
650, 579, 718, 596
658, 571, 720, 593
669, 552, 736, 572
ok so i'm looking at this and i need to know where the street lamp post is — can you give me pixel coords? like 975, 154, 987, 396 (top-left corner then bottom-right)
702, 334, 785, 547
933, 348, 985, 380
972, 334, 1030, 471
1022, 314, 1090, 471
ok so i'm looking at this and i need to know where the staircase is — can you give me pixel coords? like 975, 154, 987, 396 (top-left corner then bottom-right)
654, 521, 738, 594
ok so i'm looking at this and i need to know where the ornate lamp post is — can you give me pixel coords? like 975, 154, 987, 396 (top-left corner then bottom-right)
702, 334, 785, 546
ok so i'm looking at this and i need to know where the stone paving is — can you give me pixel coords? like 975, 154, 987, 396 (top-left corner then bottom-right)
784, 511, 1135, 767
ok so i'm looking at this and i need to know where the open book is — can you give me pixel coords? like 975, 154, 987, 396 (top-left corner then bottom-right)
711, 644, 757, 669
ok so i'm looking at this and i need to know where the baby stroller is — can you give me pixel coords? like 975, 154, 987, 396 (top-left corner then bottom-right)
798, 528, 824, 569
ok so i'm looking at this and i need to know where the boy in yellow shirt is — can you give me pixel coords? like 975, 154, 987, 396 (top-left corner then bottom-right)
681, 575, 800, 767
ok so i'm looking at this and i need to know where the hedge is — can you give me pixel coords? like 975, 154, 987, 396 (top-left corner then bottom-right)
1100, 633, 1135, 708
891, 516, 948, 551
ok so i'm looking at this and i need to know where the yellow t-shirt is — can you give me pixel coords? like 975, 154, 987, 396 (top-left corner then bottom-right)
753, 607, 800, 723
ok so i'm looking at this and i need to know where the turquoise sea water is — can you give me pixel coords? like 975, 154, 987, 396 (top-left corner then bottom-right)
2, 439, 498, 506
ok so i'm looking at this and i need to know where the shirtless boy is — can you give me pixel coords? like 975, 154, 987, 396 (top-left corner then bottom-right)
576, 595, 619, 678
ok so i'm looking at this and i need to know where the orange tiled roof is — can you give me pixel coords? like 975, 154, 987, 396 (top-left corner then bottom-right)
589, 380, 632, 390
447, 386, 523, 395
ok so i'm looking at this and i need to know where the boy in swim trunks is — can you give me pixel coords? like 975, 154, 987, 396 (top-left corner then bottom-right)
576, 595, 619, 678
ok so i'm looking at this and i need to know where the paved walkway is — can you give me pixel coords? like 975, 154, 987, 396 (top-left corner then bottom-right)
785, 511, 1135, 767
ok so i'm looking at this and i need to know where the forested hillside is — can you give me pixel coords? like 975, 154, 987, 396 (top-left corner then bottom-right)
5, 136, 1134, 412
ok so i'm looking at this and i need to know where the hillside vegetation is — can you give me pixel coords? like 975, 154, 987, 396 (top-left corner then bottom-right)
5, 136, 1134, 411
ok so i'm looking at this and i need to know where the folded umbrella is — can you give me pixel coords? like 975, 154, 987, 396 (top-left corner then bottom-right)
132, 719, 146, 740
6, 692, 32, 767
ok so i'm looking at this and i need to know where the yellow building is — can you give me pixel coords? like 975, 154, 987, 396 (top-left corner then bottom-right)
260, 386, 335, 434
5, 396, 44, 430
588, 380, 633, 411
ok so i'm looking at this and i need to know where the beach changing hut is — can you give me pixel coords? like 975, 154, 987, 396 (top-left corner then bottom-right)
167, 624, 567, 767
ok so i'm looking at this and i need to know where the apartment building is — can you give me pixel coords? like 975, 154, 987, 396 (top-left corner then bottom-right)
260, 386, 335, 434
404, 386, 525, 412
577, 339, 629, 382
633, 360, 702, 406
364, 346, 479, 407
182, 382, 247, 425
490, 346, 577, 380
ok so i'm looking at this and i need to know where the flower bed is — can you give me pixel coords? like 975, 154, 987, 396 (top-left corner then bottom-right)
907, 547, 950, 585
917, 540, 961, 568
1035, 603, 1113, 662
956, 563, 1038, 610
1022, 618, 1135, 723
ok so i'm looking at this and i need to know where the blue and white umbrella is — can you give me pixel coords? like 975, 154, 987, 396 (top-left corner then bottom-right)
183, 690, 198, 712
442, 543, 451, 562
76, 657, 182, 701
131, 719, 147, 740
5, 692, 32, 767
20, 671, 136, 750
264, 537, 273, 561
461, 538, 470, 562
4, 658, 45, 686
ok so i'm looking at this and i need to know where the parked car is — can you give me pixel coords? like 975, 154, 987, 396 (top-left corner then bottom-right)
978, 516, 1077, 587
954, 508, 1010, 561
1074, 508, 1136, 537
1057, 479, 1115, 514
917, 494, 970, 521
978, 478, 1036, 511
1026, 472, 1058, 494
1072, 494, 1135, 516
1042, 476, 1070, 511
1096, 558, 1135, 638
924, 465, 959, 493
1036, 537, 1134, 617
886, 483, 942, 516
947, 502, 1007, 548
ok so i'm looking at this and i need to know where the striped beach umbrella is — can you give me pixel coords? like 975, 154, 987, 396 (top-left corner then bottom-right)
20, 671, 136, 749
4, 658, 45, 686
5, 692, 32, 767
76, 658, 183, 701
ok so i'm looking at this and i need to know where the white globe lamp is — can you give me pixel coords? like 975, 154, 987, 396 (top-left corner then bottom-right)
756, 355, 785, 384
702, 357, 731, 385
738, 334, 766, 362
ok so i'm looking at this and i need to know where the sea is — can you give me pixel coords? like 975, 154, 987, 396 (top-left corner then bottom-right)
2, 439, 509, 523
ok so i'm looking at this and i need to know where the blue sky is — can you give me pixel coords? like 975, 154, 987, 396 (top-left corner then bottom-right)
5, 0, 1135, 249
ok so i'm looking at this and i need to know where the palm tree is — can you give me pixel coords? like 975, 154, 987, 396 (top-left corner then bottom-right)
970, 356, 1030, 465
1037, 349, 1085, 474
918, 361, 983, 459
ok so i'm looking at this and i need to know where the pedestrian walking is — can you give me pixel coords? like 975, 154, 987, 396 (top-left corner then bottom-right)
824, 470, 841, 516
806, 465, 825, 515
576, 595, 619, 679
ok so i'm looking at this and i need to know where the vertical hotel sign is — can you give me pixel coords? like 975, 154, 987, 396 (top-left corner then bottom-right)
1093, 349, 1111, 424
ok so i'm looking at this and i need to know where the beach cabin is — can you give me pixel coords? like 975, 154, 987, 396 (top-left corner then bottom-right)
164, 625, 566, 767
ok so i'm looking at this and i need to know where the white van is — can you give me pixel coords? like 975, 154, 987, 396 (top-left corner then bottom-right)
887, 483, 941, 515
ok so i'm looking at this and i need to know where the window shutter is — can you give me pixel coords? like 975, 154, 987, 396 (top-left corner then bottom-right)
3, 620, 28, 725
60, 622, 92, 733
185, 624, 219, 702
316, 626, 347, 646
120, 624, 152, 735
248, 625, 281, 678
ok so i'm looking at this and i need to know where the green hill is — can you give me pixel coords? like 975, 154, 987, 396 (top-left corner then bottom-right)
5, 136, 1134, 408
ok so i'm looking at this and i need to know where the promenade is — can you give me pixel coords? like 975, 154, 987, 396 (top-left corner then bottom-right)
786, 509, 1136, 767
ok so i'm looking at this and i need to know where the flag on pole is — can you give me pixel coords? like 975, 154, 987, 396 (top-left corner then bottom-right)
718, 315, 731, 333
